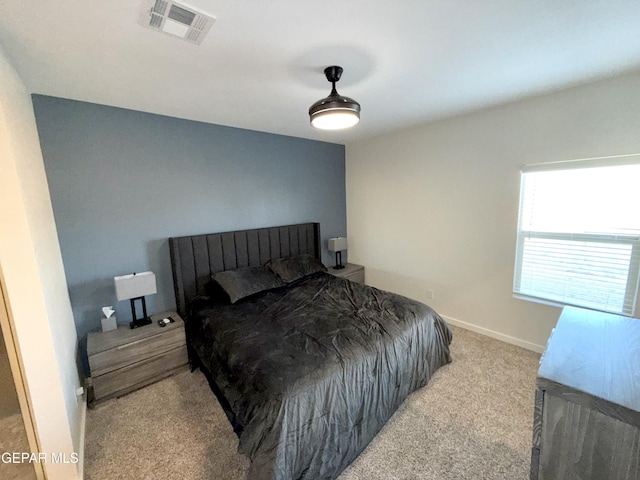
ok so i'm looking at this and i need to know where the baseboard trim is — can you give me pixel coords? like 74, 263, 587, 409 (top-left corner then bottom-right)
76, 395, 87, 480
442, 315, 545, 354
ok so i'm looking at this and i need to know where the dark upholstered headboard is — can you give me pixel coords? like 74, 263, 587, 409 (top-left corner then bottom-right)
169, 222, 321, 318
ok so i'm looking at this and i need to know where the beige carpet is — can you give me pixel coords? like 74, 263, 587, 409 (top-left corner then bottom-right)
0, 413, 37, 480
85, 326, 540, 480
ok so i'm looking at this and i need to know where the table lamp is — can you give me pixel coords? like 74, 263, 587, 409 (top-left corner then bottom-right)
328, 237, 348, 270
114, 271, 157, 329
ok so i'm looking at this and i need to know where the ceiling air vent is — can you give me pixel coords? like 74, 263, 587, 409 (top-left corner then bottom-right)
140, 0, 215, 45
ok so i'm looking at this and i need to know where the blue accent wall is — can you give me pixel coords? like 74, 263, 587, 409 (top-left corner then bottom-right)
32, 95, 346, 372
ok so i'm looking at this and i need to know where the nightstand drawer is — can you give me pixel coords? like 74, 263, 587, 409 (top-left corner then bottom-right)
92, 345, 188, 400
90, 326, 186, 376
344, 269, 365, 284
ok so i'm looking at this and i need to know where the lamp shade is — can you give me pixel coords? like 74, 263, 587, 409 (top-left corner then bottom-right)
114, 272, 157, 301
328, 237, 348, 252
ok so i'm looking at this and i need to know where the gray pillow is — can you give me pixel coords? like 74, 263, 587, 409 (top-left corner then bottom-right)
212, 266, 285, 304
265, 254, 327, 284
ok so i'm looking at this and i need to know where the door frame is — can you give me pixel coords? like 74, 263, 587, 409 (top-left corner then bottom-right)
0, 268, 45, 480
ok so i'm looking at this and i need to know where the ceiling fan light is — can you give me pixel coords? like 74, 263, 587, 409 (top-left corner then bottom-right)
309, 66, 361, 130
310, 109, 360, 130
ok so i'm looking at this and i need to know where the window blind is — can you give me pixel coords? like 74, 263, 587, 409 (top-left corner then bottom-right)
514, 157, 640, 316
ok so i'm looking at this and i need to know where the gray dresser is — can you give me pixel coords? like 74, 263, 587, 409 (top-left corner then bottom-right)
531, 306, 640, 480
87, 311, 188, 406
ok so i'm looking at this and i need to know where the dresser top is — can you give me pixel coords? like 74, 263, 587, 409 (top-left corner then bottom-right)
538, 306, 640, 412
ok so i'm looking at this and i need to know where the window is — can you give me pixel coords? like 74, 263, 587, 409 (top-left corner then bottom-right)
513, 156, 640, 317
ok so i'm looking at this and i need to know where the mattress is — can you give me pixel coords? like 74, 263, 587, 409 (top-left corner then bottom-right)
188, 272, 452, 480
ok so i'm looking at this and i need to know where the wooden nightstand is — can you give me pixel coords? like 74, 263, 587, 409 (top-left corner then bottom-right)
328, 263, 365, 284
87, 311, 188, 406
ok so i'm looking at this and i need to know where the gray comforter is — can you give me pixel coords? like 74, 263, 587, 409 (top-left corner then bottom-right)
189, 272, 452, 480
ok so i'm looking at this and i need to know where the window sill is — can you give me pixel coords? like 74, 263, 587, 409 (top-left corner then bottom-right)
513, 293, 636, 318
513, 293, 565, 310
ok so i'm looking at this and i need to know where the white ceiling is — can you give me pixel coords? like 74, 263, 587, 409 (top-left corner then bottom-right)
1, 1, 640, 145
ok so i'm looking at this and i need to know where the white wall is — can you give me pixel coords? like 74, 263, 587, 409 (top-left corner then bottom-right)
0, 44, 83, 479
346, 70, 640, 351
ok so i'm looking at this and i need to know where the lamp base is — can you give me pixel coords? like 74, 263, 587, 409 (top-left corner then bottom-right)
333, 251, 345, 270
128, 296, 152, 329
129, 318, 152, 329
333, 265, 345, 270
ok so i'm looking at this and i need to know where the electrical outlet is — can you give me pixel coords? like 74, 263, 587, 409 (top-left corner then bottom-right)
426, 289, 434, 299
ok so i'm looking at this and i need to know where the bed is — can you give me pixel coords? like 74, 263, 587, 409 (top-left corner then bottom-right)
169, 222, 452, 480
